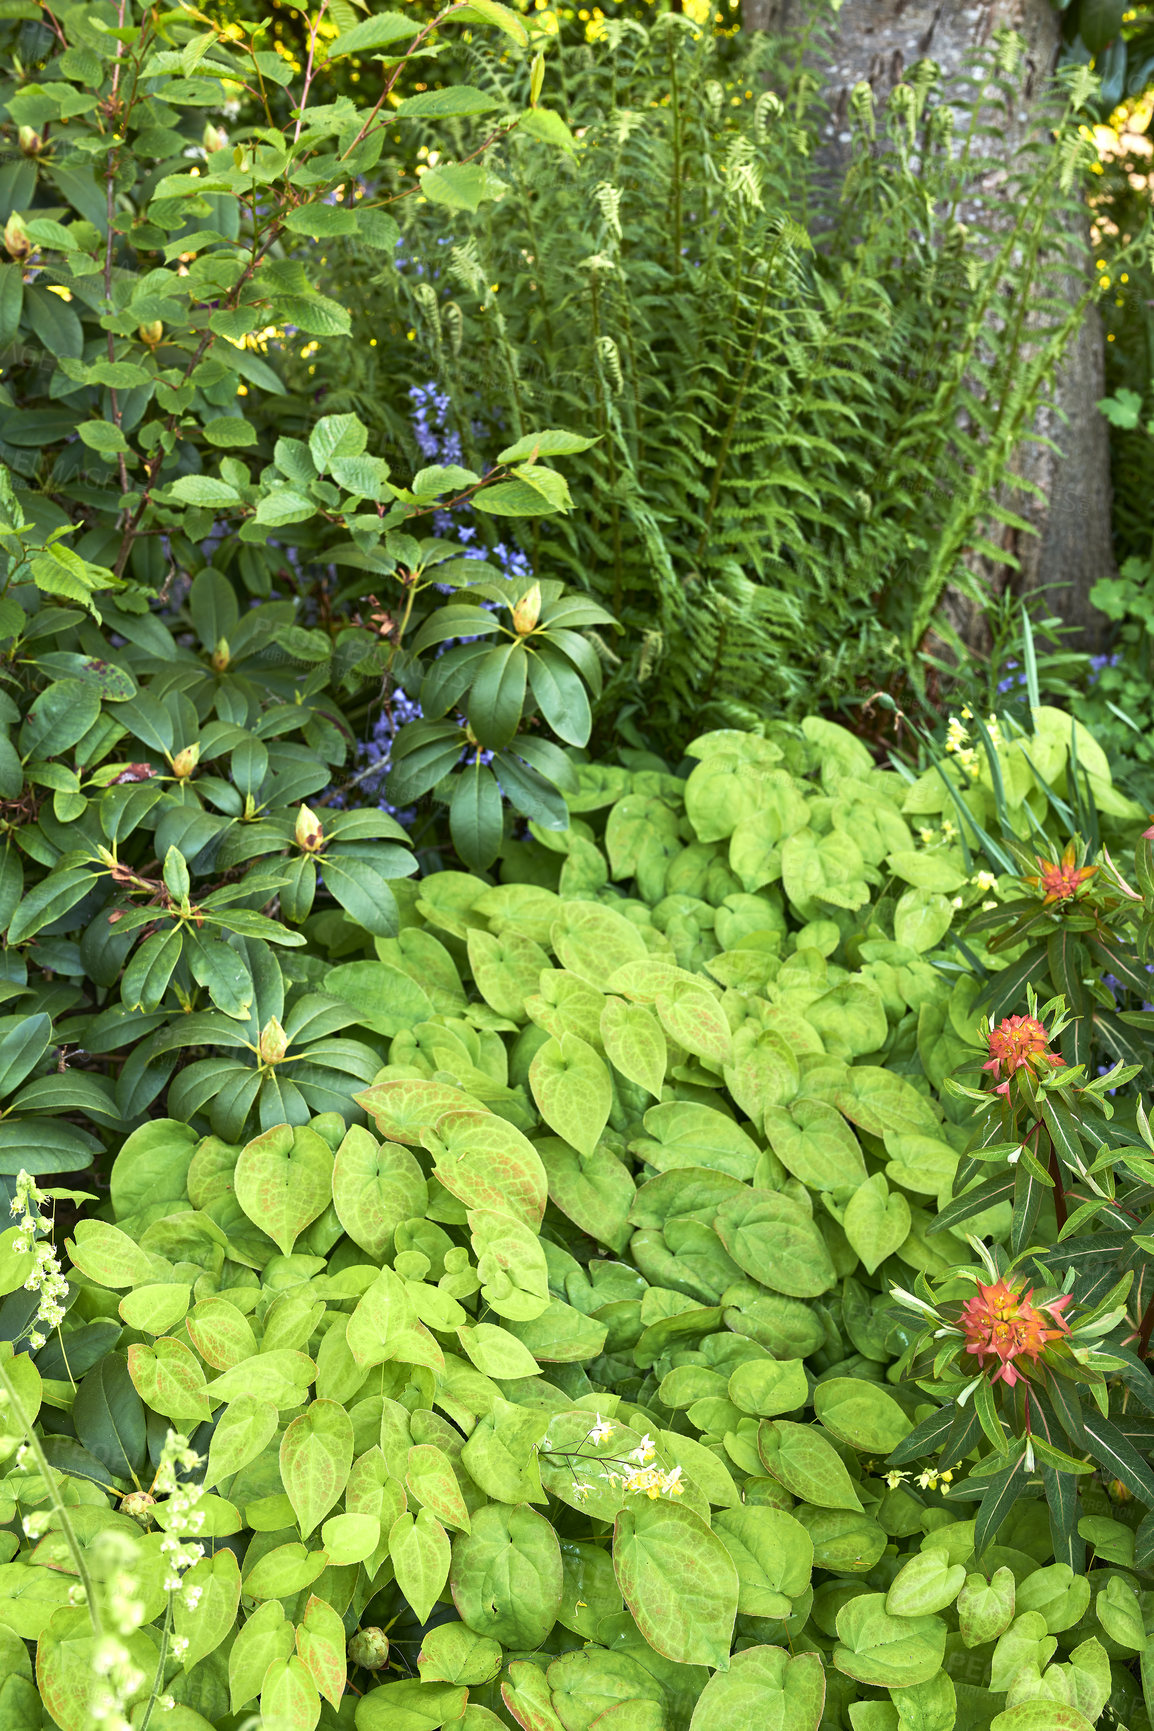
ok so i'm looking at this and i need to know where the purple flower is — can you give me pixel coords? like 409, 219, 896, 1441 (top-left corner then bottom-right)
410, 383, 463, 466
996, 659, 1027, 695
327, 689, 424, 822
410, 380, 533, 583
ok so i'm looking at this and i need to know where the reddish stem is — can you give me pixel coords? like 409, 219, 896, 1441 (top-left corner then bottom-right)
1042, 1125, 1067, 1233
1046, 1145, 1068, 1232
1138, 1291, 1154, 1360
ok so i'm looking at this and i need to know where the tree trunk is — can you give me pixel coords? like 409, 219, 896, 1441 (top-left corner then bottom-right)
743, 0, 1114, 654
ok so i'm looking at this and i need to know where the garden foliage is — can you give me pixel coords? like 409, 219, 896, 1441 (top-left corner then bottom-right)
0, 0, 619, 1175
362, 18, 1109, 739
1066, 106, 1154, 807
0, 0, 614, 842
3, 3, 1154, 1729
2, 716, 1154, 1731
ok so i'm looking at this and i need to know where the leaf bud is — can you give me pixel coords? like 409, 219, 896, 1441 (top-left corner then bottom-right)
120, 1491, 156, 1528
17, 126, 41, 157
138, 320, 164, 349
171, 742, 200, 780
348, 1627, 390, 1671
258, 1016, 289, 1066
211, 638, 230, 673
512, 581, 541, 635
3, 213, 30, 262
295, 804, 324, 852
202, 122, 228, 155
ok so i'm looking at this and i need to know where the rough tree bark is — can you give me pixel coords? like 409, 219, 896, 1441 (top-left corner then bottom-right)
742, 0, 1114, 652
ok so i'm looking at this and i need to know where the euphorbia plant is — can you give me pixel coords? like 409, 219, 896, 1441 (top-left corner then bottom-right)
889, 984, 1154, 1563
966, 828, 1150, 1073
939, 985, 1135, 1251
889, 1236, 1134, 1560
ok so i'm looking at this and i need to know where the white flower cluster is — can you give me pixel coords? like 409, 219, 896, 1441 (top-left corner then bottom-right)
91, 1628, 146, 1731
9, 1169, 68, 1352
586, 1422, 685, 1502
89, 1530, 150, 1730
154, 1430, 206, 1623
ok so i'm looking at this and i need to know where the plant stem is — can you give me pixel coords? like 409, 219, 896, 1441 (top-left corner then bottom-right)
1138, 1290, 1154, 1360
667, 36, 683, 275
1043, 1125, 1067, 1232
138, 1598, 173, 1731
105, 0, 131, 497
0, 1352, 103, 1639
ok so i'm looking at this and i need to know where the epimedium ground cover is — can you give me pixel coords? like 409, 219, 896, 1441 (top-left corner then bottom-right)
5, 712, 1154, 1731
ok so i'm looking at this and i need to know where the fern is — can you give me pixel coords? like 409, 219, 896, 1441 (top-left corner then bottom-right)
309, 16, 1113, 749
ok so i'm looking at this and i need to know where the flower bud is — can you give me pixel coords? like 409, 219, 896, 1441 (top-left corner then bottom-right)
18, 127, 41, 157
138, 320, 164, 349
202, 122, 228, 155
348, 1627, 390, 1671
4, 213, 30, 262
295, 804, 324, 853
211, 638, 230, 672
511, 581, 541, 635
171, 742, 200, 780
120, 1491, 156, 1528
258, 1016, 288, 1066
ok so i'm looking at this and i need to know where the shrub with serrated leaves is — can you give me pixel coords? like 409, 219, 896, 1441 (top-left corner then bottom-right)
2, 716, 1153, 1731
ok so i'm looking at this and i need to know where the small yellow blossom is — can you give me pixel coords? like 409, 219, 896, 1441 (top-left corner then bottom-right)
914, 1466, 954, 1491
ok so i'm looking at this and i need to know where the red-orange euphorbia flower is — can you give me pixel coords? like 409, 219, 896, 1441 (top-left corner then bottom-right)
960, 1278, 1073, 1386
983, 1015, 1066, 1098
1024, 840, 1096, 905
